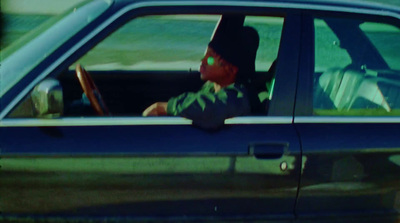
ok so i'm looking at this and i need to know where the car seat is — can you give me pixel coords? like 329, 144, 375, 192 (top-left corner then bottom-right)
315, 67, 391, 112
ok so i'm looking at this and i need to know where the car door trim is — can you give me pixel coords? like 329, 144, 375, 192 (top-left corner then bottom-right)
295, 116, 400, 123
131, 1, 400, 19
0, 116, 292, 127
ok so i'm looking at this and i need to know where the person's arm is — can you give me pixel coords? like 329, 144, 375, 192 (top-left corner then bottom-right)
167, 84, 250, 128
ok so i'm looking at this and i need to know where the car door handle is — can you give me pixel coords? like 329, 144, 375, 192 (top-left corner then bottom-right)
249, 142, 289, 159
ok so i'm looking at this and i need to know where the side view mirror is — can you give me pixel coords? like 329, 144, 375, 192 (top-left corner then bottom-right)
31, 78, 64, 118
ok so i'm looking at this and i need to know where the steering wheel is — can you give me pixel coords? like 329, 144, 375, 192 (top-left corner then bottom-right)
75, 64, 110, 116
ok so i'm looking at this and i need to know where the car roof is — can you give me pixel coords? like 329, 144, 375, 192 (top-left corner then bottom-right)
112, 0, 400, 15
111, 0, 399, 10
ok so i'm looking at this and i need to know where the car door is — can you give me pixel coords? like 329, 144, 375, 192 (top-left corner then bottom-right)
0, 3, 302, 222
294, 11, 400, 223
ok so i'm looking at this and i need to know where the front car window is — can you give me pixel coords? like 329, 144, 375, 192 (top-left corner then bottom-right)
7, 14, 284, 121
313, 16, 400, 116
72, 15, 220, 71
73, 15, 283, 72
244, 16, 283, 72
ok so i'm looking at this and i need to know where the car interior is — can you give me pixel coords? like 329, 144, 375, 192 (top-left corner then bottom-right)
8, 14, 400, 119
8, 14, 278, 119
313, 18, 400, 115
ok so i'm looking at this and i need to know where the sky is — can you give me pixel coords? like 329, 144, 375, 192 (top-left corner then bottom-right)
2, 0, 400, 15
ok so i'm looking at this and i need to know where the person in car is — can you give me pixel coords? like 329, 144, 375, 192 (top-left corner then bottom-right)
142, 26, 260, 129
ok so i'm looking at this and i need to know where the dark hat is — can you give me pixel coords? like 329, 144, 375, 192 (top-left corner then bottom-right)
208, 26, 259, 73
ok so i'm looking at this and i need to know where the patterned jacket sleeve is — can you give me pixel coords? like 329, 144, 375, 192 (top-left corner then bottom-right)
167, 82, 251, 129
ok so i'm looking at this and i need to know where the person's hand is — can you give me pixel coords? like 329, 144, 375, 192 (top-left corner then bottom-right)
142, 102, 168, 116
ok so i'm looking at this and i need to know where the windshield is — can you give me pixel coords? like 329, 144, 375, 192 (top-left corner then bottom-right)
0, 0, 112, 97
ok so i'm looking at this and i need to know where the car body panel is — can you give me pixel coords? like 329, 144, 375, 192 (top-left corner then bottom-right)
1, 0, 400, 222
1, 119, 301, 220
294, 120, 400, 220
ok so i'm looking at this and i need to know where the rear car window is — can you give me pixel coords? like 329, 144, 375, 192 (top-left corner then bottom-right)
313, 17, 400, 116
360, 22, 400, 70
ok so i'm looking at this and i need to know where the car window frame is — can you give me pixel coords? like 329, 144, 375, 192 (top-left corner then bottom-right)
1, 2, 301, 124
295, 9, 400, 120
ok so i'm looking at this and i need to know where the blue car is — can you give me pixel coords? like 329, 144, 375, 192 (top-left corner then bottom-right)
1, 0, 400, 222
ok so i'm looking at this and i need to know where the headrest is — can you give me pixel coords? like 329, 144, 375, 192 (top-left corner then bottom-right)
208, 26, 259, 74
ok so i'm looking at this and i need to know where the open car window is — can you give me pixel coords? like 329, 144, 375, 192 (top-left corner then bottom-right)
7, 14, 284, 121
313, 17, 400, 116
244, 16, 283, 72
71, 15, 283, 72
71, 15, 220, 71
